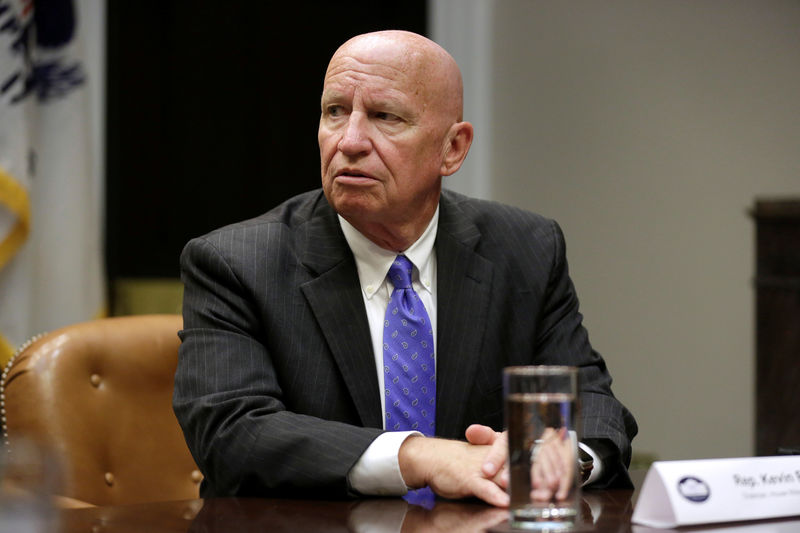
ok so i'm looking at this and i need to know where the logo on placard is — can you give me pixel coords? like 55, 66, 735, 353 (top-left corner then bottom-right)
677, 476, 711, 503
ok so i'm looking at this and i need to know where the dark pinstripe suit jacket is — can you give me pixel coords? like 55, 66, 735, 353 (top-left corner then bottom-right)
173, 188, 637, 498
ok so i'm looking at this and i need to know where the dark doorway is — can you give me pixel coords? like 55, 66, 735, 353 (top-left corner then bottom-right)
106, 2, 427, 282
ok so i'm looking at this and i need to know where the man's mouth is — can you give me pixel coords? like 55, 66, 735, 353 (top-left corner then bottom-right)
335, 169, 375, 181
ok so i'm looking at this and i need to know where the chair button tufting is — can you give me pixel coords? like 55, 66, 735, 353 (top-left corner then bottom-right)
104, 472, 114, 486
90, 374, 102, 388
191, 470, 203, 483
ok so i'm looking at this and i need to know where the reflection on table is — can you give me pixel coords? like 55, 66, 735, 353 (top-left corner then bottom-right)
55, 488, 634, 533
52, 480, 800, 532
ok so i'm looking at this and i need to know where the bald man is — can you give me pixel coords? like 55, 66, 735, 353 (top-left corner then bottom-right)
174, 30, 637, 506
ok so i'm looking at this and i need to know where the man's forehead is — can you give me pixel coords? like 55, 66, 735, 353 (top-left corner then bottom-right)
322, 55, 423, 98
326, 54, 409, 81
324, 45, 424, 87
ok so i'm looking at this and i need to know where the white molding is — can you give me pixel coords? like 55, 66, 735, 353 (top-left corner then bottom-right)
429, 0, 494, 200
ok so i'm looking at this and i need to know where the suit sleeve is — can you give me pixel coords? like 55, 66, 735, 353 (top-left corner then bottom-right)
173, 236, 382, 498
534, 221, 638, 489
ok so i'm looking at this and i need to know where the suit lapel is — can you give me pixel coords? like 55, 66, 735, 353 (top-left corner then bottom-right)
435, 195, 494, 438
298, 201, 382, 429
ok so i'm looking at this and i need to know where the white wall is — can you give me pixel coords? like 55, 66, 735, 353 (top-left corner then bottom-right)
433, 0, 800, 461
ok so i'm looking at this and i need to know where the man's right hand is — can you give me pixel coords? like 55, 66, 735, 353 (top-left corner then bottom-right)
530, 427, 576, 501
398, 435, 510, 507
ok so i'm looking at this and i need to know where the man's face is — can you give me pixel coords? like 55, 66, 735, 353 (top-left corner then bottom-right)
318, 41, 450, 245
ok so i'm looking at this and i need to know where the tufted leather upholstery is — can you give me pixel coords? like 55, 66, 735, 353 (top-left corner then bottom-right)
1, 315, 202, 507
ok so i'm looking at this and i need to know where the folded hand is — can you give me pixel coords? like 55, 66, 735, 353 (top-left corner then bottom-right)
398, 434, 510, 507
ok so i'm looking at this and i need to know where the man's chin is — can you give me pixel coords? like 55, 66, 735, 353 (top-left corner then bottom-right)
327, 187, 382, 215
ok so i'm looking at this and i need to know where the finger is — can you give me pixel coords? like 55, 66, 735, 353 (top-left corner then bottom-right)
532, 487, 555, 501
556, 443, 576, 500
481, 431, 507, 478
531, 445, 561, 501
495, 464, 509, 489
464, 424, 495, 445
531, 469, 554, 502
556, 472, 572, 500
464, 425, 506, 478
531, 458, 548, 501
538, 444, 561, 492
470, 477, 510, 508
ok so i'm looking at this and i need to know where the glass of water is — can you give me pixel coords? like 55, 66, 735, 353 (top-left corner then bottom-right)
504, 366, 579, 531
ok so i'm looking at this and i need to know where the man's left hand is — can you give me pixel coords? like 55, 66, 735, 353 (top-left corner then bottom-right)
464, 424, 508, 488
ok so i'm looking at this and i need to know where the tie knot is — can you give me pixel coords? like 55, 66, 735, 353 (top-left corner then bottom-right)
388, 255, 413, 289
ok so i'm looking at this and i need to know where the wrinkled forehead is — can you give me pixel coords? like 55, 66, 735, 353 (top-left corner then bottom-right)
322, 61, 421, 109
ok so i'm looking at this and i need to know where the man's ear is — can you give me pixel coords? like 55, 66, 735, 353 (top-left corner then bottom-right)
440, 121, 474, 177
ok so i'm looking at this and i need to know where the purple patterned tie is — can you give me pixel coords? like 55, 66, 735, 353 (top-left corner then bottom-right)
383, 255, 436, 436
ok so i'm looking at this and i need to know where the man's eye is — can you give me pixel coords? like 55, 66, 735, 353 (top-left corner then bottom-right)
326, 105, 345, 117
374, 111, 400, 122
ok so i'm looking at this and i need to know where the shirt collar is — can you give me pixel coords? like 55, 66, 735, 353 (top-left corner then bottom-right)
339, 206, 439, 300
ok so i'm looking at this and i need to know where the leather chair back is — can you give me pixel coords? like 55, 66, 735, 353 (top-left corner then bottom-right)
1, 315, 202, 506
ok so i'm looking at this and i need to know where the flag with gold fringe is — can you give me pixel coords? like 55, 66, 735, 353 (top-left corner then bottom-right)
0, 0, 106, 365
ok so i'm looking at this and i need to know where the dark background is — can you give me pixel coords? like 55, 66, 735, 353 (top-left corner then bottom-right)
106, 2, 427, 282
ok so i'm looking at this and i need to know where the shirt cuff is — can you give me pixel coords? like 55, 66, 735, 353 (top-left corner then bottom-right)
579, 441, 604, 486
348, 431, 421, 495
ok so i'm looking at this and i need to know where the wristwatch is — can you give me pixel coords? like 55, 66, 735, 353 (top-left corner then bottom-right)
578, 447, 593, 483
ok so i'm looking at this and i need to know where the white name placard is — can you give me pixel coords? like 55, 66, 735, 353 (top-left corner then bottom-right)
632, 456, 800, 528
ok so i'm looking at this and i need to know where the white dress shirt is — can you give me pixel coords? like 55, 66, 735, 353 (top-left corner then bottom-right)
340, 208, 438, 495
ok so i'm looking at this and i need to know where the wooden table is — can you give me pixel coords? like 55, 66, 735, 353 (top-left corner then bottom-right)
53, 475, 800, 533
56, 489, 636, 533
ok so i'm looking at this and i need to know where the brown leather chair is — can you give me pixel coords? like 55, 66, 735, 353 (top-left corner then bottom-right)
1, 315, 202, 507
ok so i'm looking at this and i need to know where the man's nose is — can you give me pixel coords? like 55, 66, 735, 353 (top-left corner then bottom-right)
337, 113, 371, 155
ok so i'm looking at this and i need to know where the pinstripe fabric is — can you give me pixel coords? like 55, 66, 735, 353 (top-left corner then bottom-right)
173, 188, 637, 498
